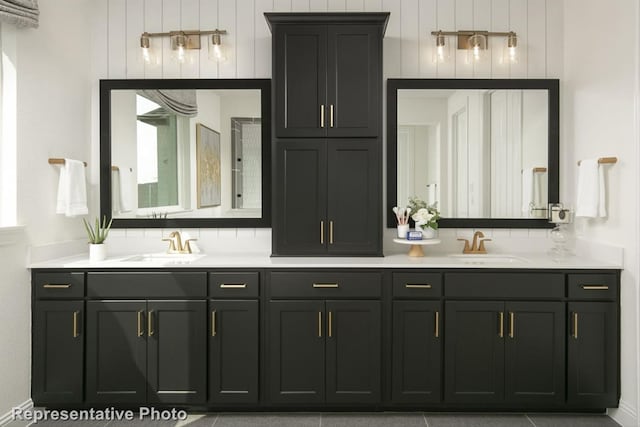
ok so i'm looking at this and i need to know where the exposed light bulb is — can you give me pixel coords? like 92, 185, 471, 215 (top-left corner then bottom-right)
140, 33, 152, 64
507, 32, 518, 63
172, 33, 187, 63
209, 32, 225, 62
472, 44, 481, 61
435, 32, 446, 63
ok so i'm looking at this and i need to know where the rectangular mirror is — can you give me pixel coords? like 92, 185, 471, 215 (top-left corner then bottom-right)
100, 79, 271, 228
387, 79, 559, 228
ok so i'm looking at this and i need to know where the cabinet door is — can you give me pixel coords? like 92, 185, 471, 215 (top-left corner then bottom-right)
327, 25, 380, 137
147, 300, 206, 404
86, 301, 147, 404
209, 300, 259, 404
269, 300, 325, 403
273, 140, 327, 255
325, 300, 381, 404
444, 301, 505, 404
568, 302, 618, 407
327, 140, 381, 255
32, 301, 84, 405
274, 25, 327, 138
391, 301, 442, 404
505, 302, 565, 405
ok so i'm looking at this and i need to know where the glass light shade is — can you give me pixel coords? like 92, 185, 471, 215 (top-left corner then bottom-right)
171, 33, 188, 63
209, 33, 225, 62
433, 33, 449, 63
506, 33, 518, 63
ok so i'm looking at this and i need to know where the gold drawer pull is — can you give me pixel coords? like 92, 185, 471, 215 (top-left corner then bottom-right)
43, 284, 71, 289
434, 311, 439, 338
148, 311, 154, 337
320, 104, 325, 128
581, 285, 609, 290
73, 311, 80, 338
313, 283, 339, 288
320, 221, 324, 244
211, 311, 217, 337
220, 283, 247, 289
498, 312, 504, 338
573, 312, 579, 339
137, 311, 144, 337
328, 311, 333, 338
509, 312, 515, 338
318, 311, 322, 337
405, 284, 432, 289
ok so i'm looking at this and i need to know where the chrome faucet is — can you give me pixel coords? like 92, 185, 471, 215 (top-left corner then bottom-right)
457, 231, 492, 254
163, 231, 197, 254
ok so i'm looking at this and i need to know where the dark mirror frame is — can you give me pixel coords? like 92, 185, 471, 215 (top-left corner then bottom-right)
387, 78, 559, 229
100, 78, 271, 228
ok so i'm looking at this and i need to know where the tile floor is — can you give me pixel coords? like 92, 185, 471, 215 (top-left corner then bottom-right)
4, 412, 621, 427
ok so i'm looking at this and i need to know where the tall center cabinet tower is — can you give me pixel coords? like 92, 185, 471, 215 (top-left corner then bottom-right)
266, 13, 389, 256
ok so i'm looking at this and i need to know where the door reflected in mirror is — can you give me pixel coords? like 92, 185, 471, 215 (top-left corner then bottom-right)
101, 80, 269, 231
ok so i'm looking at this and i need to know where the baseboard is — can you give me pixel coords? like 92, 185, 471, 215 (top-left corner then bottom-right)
0, 399, 33, 427
609, 400, 638, 427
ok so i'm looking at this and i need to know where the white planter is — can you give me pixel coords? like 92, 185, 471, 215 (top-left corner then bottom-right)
89, 244, 107, 262
417, 226, 437, 239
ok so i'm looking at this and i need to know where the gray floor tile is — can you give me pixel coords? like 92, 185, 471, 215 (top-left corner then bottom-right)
213, 413, 320, 427
425, 413, 533, 427
527, 414, 621, 427
322, 413, 426, 427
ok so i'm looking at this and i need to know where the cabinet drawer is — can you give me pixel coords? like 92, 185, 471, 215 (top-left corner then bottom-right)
209, 272, 259, 298
34, 272, 84, 299
568, 274, 617, 300
445, 273, 564, 299
392, 272, 442, 298
269, 271, 381, 298
87, 272, 207, 298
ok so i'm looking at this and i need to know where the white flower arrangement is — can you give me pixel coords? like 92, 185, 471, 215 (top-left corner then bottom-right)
408, 196, 440, 230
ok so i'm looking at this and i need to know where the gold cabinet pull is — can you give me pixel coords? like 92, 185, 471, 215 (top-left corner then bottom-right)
581, 285, 609, 290
43, 283, 71, 289
318, 311, 322, 337
498, 312, 504, 338
313, 283, 339, 288
329, 104, 334, 128
211, 311, 217, 337
220, 283, 247, 289
330, 221, 334, 244
148, 310, 154, 337
509, 312, 515, 338
73, 311, 80, 338
435, 311, 440, 338
572, 312, 579, 339
405, 284, 432, 289
320, 104, 325, 128
320, 221, 324, 244
328, 311, 333, 338
137, 311, 144, 337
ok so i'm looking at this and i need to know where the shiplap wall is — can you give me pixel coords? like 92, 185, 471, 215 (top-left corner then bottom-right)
95, 0, 563, 80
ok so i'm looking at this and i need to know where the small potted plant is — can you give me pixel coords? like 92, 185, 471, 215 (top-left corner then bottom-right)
82, 216, 113, 262
408, 196, 440, 239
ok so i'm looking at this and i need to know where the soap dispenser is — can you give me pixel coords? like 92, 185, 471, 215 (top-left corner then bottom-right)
548, 203, 574, 259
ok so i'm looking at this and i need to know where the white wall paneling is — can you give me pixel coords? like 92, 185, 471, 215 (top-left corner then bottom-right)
198, 0, 219, 78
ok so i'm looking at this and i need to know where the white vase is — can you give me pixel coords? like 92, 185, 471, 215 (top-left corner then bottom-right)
89, 244, 107, 262
397, 224, 409, 239
420, 227, 437, 239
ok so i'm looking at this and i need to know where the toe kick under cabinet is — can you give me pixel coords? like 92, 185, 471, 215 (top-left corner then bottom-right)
31, 267, 619, 411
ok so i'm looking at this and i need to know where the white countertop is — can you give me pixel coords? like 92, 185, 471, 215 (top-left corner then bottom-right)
29, 251, 623, 270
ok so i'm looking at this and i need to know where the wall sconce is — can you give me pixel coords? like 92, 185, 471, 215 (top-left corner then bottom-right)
140, 29, 227, 64
430, 30, 518, 63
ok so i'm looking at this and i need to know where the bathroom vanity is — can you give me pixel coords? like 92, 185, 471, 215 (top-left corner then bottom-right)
30, 254, 620, 412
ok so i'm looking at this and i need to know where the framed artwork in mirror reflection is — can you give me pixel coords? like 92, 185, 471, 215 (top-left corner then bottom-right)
196, 123, 221, 208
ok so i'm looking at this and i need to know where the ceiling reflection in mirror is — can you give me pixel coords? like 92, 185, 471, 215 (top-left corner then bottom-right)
391, 82, 561, 231
101, 79, 270, 228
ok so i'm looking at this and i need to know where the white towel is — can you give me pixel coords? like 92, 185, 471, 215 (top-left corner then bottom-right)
521, 168, 534, 215
55, 158, 88, 217
118, 167, 134, 213
575, 159, 606, 218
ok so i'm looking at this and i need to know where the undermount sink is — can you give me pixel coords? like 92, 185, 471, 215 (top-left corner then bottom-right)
121, 253, 206, 265
447, 254, 529, 264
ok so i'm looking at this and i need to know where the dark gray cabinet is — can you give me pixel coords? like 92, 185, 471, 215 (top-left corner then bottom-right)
565, 272, 619, 408
445, 300, 565, 406
209, 299, 259, 404
391, 300, 442, 404
268, 299, 381, 404
273, 139, 380, 256
86, 300, 206, 405
32, 300, 84, 405
268, 17, 385, 138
